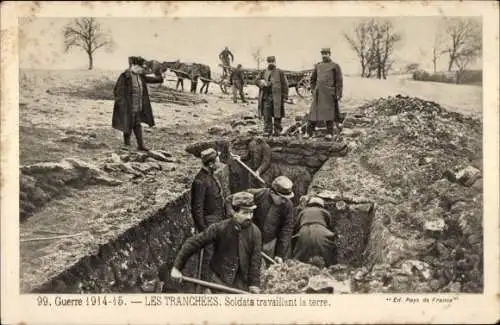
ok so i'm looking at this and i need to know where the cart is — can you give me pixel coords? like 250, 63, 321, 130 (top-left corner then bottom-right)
219, 64, 313, 98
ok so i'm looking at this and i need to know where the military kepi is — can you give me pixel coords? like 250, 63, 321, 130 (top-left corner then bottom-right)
231, 192, 257, 211
266, 56, 276, 63
321, 48, 331, 54
201, 148, 218, 164
129, 56, 146, 66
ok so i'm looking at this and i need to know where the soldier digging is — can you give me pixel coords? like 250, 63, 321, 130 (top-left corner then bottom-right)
112, 56, 164, 151
239, 136, 272, 188
255, 56, 289, 137
292, 196, 337, 267
191, 148, 227, 286
231, 176, 295, 265
171, 191, 262, 294
304, 48, 343, 140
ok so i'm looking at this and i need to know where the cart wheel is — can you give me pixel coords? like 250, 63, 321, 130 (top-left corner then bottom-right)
296, 81, 311, 98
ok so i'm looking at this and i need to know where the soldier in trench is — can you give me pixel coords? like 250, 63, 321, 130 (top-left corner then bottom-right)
304, 48, 343, 140
238, 136, 272, 188
171, 191, 262, 294
112, 56, 164, 151
228, 176, 295, 265
190, 148, 228, 288
291, 196, 337, 267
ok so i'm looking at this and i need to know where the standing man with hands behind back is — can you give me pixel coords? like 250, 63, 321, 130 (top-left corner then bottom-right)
304, 48, 343, 140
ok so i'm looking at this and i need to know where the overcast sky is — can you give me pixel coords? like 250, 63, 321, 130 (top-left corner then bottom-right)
19, 17, 482, 74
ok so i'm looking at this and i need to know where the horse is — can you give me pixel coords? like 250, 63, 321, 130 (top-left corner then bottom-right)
159, 60, 211, 94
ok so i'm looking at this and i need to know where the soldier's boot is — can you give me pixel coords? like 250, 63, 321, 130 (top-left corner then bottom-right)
325, 121, 335, 140
263, 116, 273, 137
134, 124, 150, 151
273, 118, 283, 137
123, 132, 131, 146
304, 121, 315, 139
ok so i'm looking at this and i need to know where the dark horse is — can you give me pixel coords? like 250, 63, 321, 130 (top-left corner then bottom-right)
156, 60, 211, 94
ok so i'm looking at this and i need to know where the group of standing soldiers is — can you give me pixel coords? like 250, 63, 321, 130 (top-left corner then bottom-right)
111, 48, 343, 150
221, 46, 344, 139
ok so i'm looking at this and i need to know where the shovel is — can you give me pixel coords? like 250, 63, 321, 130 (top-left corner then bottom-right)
230, 152, 268, 186
180, 275, 250, 294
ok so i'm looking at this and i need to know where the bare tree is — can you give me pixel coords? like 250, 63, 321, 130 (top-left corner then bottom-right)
366, 19, 401, 79
431, 23, 448, 73
63, 18, 114, 70
443, 18, 482, 72
252, 48, 265, 70
345, 19, 401, 79
343, 20, 373, 77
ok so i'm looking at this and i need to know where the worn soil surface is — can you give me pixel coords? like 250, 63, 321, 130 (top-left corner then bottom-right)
19, 69, 482, 293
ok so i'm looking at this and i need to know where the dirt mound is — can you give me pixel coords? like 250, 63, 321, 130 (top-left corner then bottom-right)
47, 79, 208, 106
306, 95, 482, 293
20, 158, 122, 221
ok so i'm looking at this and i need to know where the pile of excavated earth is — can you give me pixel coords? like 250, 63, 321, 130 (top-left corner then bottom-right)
261, 95, 483, 294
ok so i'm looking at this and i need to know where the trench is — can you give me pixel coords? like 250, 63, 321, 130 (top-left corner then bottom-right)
31, 136, 377, 294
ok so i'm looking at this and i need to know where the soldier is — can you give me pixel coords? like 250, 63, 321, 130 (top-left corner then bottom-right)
304, 48, 343, 140
219, 46, 234, 78
238, 136, 272, 188
191, 148, 227, 284
229, 64, 247, 104
233, 176, 295, 264
255, 56, 289, 137
171, 191, 262, 294
292, 196, 337, 266
112, 56, 164, 151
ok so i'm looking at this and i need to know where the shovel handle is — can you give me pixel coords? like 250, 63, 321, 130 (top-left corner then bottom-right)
230, 152, 267, 186
260, 252, 277, 265
181, 275, 250, 294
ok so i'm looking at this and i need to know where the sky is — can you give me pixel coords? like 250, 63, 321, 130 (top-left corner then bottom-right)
19, 17, 482, 75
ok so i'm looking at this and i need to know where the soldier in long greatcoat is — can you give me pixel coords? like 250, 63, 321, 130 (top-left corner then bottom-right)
255, 56, 289, 137
304, 48, 343, 140
112, 56, 164, 151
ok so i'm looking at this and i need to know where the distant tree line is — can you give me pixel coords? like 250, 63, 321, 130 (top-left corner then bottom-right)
344, 17, 481, 82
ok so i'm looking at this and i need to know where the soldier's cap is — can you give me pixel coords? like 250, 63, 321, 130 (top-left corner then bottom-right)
307, 196, 325, 208
129, 56, 146, 66
320, 48, 331, 54
266, 56, 276, 63
232, 192, 257, 211
237, 64, 242, 68
200, 148, 218, 164
271, 176, 294, 199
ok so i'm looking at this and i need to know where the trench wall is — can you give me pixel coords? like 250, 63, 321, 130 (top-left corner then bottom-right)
31, 191, 199, 293
32, 137, 349, 293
